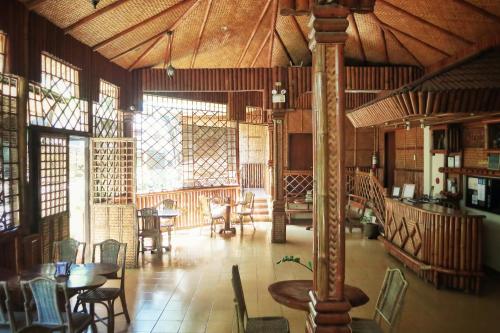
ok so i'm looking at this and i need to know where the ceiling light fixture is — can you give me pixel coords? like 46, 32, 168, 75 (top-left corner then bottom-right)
164, 31, 175, 78
90, 0, 100, 9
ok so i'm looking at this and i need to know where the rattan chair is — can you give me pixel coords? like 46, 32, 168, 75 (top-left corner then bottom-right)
346, 194, 369, 233
231, 265, 289, 333
236, 192, 256, 232
0, 281, 26, 333
20, 277, 92, 333
78, 239, 130, 333
199, 195, 225, 237
137, 208, 162, 258
351, 268, 408, 333
52, 238, 86, 264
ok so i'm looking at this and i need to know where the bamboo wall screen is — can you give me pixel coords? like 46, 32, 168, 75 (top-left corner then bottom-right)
239, 124, 268, 188
136, 95, 237, 192
0, 32, 6, 73
0, 74, 20, 231
93, 80, 122, 138
28, 53, 88, 133
90, 138, 137, 268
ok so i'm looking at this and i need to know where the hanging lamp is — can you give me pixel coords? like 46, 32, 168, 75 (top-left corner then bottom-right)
90, 0, 100, 9
164, 31, 175, 78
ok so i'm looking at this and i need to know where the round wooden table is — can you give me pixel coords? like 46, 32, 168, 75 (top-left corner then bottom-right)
268, 280, 369, 311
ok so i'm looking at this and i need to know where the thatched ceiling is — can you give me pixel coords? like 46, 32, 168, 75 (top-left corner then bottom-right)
20, 0, 500, 70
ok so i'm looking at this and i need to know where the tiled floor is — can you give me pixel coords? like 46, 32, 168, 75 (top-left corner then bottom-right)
99, 223, 500, 333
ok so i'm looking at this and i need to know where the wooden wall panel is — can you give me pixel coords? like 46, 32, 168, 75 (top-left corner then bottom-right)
463, 121, 488, 168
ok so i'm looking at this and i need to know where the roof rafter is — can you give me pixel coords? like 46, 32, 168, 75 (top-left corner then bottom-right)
373, 14, 451, 57
251, 30, 272, 67
380, 24, 389, 63
268, 0, 279, 67
190, 0, 214, 68
274, 30, 293, 64
292, 16, 309, 48
384, 23, 424, 68
236, 0, 273, 67
25, 0, 49, 10
452, 0, 500, 24
378, 0, 473, 45
127, 35, 164, 71
350, 13, 366, 62
111, 0, 202, 63
64, 0, 133, 34
92, 0, 192, 52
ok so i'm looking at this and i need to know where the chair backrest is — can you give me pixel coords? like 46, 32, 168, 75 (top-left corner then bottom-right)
157, 199, 176, 210
0, 281, 19, 332
373, 268, 408, 331
199, 195, 212, 218
92, 239, 127, 288
347, 194, 368, 218
231, 265, 247, 332
241, 192, 255, 213
139, 208, 159, 231
52, 238, 85, 264
20, 277, 70, 329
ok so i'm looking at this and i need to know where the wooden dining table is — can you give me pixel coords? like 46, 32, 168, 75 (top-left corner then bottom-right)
268, 280, 369, 311
157, 208, 181, 251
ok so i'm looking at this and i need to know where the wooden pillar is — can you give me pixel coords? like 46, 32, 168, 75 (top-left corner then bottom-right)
307, 4, 351, 333
267, 119, 274, 199
271, 109, 286, 243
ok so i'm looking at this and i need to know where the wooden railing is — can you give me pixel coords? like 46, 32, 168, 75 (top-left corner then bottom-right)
284, 170, 313, 200
351, 169, 387, 226
136, 186, 240, 229
240, 163, 266, 188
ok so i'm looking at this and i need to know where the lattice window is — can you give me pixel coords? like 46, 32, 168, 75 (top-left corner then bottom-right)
0, 74, 20, 231
93, 80, 122, 137
40, 135, 68, 218
284, 172, 313, 200
91, 139, 135, 205
136, 95, 237, 192
0, 32, 6, 73
28, 53, 88, 132
245, 106, 264, 124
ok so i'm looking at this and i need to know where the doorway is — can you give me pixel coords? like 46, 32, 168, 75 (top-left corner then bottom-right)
384, 131, 396, 190
69, 137, 89, 244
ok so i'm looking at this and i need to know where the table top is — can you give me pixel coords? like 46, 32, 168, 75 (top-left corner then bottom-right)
387, 198, 484, 218
28, 263, 119, 277
268, 280, 369, 311
157, 209, 181, 218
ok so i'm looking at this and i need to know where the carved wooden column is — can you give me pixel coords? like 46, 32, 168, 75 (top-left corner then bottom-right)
307, 4, 351, 333
268, 120, 275, 200
271, 110, 286, 243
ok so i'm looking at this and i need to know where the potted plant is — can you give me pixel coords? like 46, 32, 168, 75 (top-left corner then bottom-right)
362, 209, 379, 239
276, 255, 313, 272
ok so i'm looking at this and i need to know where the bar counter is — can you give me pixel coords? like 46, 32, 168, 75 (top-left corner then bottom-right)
383, 198, 484, 293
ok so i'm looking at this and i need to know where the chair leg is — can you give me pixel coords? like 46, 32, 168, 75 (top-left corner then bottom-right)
107, 300, 114, 333
120, 290, 131, 323
239, 215, 243, 234
90, 303, 97, 333
167, 226, 172, 250
250, 215, 256, 230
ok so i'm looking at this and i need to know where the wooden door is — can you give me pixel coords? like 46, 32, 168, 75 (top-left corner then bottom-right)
289, 133, 313, 170
384, 131, 396, 190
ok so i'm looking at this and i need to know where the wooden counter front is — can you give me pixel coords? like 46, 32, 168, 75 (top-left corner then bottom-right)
383, 199, 484, 293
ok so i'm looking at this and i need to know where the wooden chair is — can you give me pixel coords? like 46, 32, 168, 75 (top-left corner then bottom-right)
199, 195, 225, 237
52, 238, 86, 264
231, 265, 289, 333
20, 277, 92, 333
346, 194, 369, 233
0, 281, 26, 333
236, 192, 256, 232
157, 199, 177, 250
137, 208, 162, 258
351, 268, 408, 333
78, 240, 130, 333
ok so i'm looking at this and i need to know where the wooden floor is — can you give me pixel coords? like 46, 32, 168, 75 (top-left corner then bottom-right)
101, 223, 500, 333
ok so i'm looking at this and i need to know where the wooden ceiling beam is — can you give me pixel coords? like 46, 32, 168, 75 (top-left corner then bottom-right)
378, 0, 473, 45
373, 14, 452, 57
350, 13, 366, 62
381, 24, 389, 63
110, 0, 201, 63
92, 0, 192, 52
385, 25, 424, 68
274, 30, 293, 65
190, 0, 213, 68
25, 0, 49, 10
251, 30, 272, 67
452, 0, 500, 25
64, 0, 133, 34
236, 0, 273, 67
127, 35, 164, 71
268, 0, 279, 67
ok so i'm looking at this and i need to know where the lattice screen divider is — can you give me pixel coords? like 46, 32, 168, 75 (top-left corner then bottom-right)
90, 138, 137, 268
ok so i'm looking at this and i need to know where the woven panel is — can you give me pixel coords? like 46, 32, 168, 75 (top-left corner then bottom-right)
93, 80, 122, 138
272, 33, 289, 67
276, 15, 311, 66
240, 3, 275, 68
0, 74, 20, 231
355, 14, 386, 63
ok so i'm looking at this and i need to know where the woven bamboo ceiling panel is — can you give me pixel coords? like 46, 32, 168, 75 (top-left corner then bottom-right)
20, 0, 500, 70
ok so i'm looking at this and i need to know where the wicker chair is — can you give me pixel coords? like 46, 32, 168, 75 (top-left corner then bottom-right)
199, 195, 225, 237
346, 194, 369, 233
52, 238, 86, 264
236, 192, 256, 232
78, 240, 130, 333
351, 268, 408, 333
231, 265, 289, 333
0, 281, 26, 333
137, 208, 162, 258
20, 277, 92, 333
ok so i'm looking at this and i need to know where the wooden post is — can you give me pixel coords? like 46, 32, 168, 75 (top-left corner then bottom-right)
307, 3, 351, 333
271, 109, 286, 243
268, 119, 275, 199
